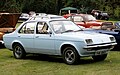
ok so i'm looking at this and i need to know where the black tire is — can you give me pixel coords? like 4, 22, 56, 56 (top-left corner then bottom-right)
13, 43, 26, 59
62, 47, 80, 65
92, 54, 107, 61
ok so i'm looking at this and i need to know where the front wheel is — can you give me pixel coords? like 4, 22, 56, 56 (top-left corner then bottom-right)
62, 47, 80, 65
92, 54, 107, 61
13, 44, 26, 59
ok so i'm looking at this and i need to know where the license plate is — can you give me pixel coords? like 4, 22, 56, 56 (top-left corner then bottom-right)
95, 51, 107, 55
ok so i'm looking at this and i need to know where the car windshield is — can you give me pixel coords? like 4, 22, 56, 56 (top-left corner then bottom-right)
84, 15, 96, 21
49, 20, 82, 33
73, 16, 84, 22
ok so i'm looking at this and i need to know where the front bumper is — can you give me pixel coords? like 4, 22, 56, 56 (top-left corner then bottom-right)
80, 42, 117, 56
83, 42, 117, 49
0, 40, 4, 44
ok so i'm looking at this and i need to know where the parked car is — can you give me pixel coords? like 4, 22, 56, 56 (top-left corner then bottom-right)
0, 12, 20, 45
3, 17, 116, 65
98, 11, 109, 20
63, 14, 112, 28
91, 10, 109, 20
19, 13, 29, 21
83, 21, 120, 51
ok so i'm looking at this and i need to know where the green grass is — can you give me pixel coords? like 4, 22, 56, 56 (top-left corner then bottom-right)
109, 18, 119, 21
99, 19, 118, 23
0, 48, 120, 75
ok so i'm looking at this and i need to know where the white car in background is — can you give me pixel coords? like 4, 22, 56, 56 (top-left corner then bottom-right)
3, 17, 116, 65
19, 13, 29, 20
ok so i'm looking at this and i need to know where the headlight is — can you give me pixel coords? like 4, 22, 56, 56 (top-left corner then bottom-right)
85, 39, 93, 44
110, 37, 115, 42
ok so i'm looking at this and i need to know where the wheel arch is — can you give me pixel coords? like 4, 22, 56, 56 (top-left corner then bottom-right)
60, 44, 80, 56
12, 41, 26, 59
12, 40, 24, 50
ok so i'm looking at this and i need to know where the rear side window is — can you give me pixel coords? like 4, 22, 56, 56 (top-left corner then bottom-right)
19, 22, 36, 34
36, 22, 51, 34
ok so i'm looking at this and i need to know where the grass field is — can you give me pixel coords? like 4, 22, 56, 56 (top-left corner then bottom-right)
0, 48, 120, 75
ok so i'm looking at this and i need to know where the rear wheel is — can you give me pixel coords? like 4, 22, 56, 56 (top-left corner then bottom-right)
13, 44, 26, 59
62, 47, 80, 65
92, 54, 107, 61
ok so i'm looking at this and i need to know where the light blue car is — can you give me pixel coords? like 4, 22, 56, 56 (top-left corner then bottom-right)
3, 18, 117, 65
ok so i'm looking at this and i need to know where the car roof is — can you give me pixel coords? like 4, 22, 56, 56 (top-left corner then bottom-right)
28, 14, 66, 21
16, 16, 70, 32
64, 13, 92, 17
25, 17, 68, 23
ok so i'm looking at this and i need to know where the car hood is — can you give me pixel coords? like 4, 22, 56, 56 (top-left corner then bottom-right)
75, 21, 102, 25
0, 13, 21, 28
57, 31, 114, 44
86, 21, 113, 25
87, 20, 102, 24
84, 28, 119, 35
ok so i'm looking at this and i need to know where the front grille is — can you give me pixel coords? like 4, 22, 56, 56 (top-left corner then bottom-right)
87, 42, 115, 46
101, 22, 114, 30
91, 45, 112, 50
102, 22, 113, 25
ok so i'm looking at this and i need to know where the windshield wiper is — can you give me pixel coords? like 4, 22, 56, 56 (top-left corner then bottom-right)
61, 30, 74, 33
74, 29, 83, 32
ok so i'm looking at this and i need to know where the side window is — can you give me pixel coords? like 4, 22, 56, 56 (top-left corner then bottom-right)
19, 22, 36, 34
36, 22, 51, 34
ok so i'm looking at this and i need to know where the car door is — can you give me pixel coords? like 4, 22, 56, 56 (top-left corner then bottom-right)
18, 21, 37, 52
34, 22, 55, 54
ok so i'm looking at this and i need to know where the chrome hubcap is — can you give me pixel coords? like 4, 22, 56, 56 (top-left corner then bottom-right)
65, 50, 75, 63
14, 46, 22, 57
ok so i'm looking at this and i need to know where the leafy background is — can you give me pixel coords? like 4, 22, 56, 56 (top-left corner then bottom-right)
0, 0, 120, 19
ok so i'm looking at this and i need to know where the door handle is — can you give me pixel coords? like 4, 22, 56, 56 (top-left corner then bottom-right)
36, 36, 39, 38
18, 35, 21, 37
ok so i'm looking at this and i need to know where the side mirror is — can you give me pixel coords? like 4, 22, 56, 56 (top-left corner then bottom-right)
48, 31, 52, 34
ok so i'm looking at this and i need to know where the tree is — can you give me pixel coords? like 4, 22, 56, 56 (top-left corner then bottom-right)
0, 0, 25, 13
0, 0, 120, 19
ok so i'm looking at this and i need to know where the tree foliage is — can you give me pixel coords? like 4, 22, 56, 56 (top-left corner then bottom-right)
0, 0, 120, 18
0, 0, 25, 13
